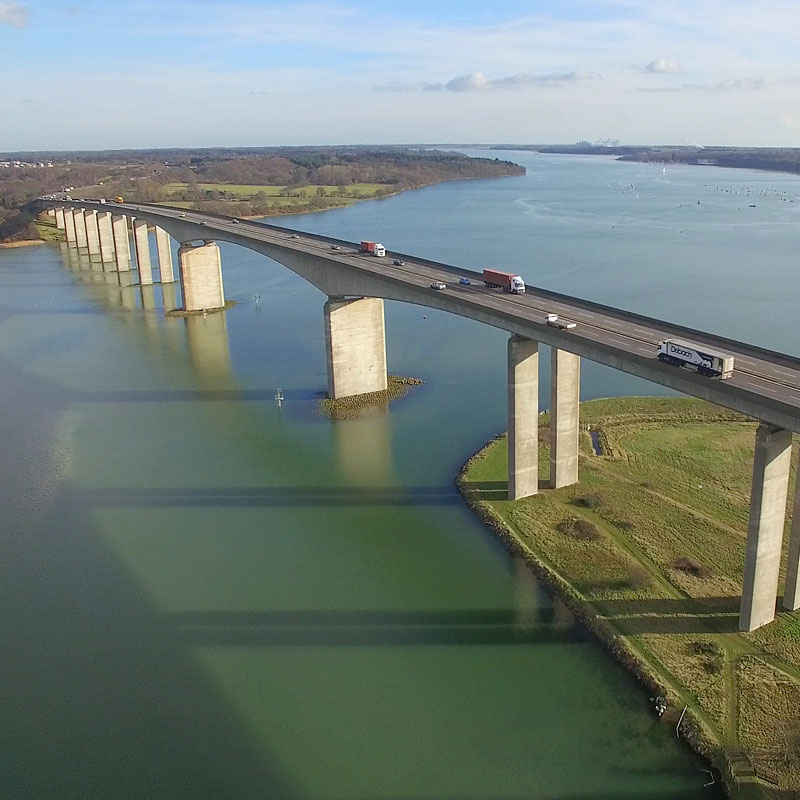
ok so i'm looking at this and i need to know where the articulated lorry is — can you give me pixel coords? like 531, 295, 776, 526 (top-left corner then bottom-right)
360, 240, 386, 257
483, 269, 525, 294
657, 338, 734, 378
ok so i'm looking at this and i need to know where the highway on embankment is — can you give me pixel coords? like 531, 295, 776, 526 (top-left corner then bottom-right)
61, 200, 800, 432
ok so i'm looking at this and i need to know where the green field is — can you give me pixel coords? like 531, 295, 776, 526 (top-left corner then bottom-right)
460, 397, 800, 798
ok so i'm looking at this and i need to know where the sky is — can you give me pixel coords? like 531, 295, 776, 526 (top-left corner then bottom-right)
2, 0, 800, 151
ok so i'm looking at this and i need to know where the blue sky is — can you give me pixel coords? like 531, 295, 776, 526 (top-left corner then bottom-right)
3, 0, 800, 150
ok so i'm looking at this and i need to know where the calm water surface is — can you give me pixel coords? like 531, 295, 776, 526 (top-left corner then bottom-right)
6, 152, 797, 799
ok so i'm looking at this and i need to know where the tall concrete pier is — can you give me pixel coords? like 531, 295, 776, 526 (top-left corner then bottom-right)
323, 296, 387, 399
55, 208, 66, 231
508, 335, 539, 500
73, 209, 88, 249
783, 484, 800, 612
112, 215, 131, 271
64, 209, 77, 243
550, 349, 581, 489
155, 227, 174, 283
177, 241, 224, 312
133, 220, 153, 285
84, 210, 101, 256
97, 211, 116, 263
739, 423, 792, 631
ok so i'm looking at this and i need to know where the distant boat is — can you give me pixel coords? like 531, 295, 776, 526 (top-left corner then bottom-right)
662, 167, 666, 173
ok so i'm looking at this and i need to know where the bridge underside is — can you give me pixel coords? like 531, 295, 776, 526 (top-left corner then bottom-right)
46, 201, 800, 631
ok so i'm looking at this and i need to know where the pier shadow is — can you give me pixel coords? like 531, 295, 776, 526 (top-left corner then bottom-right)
594, 596, 742, 634
166, 608, 584, 648
460, 480, 509, 500
76, 484, 463, 508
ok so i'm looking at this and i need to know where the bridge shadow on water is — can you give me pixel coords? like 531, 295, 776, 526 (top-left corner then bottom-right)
76, 484, 464, 508
166, 608, 584, 648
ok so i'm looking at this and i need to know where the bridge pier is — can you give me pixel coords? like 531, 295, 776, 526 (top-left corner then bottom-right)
508, 335, 539, 500
550, 349, 581, 489
73, 209, 88, 249
323, 296, 387, 399
155, 227, 175, 283
739, 423, 792, 631
54, 208, 65, 231
783, 481, 800, 611
97, 211, 116, 264
112, 214, 131, 271
64, 209, 78, 243
84, 210, 101, 257
133, 219, 153, 285
178, 241, 224, 312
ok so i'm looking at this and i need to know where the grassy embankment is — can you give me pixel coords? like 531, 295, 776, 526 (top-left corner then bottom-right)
459, 396, 800, 799
155, 182, 386, 215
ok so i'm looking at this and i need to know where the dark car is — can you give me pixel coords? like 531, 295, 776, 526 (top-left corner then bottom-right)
393, 259, 405, 266
459, 277, 471, 286
330, 244, 340, 250
289, 234, 299, 239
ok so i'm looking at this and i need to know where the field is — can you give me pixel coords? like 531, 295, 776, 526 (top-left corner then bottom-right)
459, 397, 800, 798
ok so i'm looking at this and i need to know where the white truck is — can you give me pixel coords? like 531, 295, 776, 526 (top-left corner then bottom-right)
360, 240, 386, 257
657, 338, 734, 378
546, 313, 576, 330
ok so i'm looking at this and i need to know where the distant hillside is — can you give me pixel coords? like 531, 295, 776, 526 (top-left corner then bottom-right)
488, 143, 800, 175
0, 147, 525, 242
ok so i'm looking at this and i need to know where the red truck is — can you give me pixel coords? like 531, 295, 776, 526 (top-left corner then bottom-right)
360, 240, 386, 257
483, 269, 526, 294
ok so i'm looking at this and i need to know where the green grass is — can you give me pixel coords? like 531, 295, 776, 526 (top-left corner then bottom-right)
162, 182, 386, 198
460, 396, 800, 797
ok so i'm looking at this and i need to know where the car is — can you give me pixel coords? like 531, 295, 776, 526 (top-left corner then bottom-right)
546, 313, 576, 330
232, 218, 240, 224
431, 281, 447, 290
459, 277, 471, 286
289, 234, 299, 239
179, 212, 186, 217
330, 244, 340, 250
200, 221, 207, 226
393, 259, 405, 266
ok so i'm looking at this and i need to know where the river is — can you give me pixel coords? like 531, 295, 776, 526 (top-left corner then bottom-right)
6, 151, 798, 799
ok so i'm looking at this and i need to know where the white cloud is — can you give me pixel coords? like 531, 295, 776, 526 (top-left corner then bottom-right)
0, 1, 30, 27
376, 70, 599, 93
645, 58, 682, 74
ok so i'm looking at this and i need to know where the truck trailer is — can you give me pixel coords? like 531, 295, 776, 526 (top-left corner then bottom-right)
482, 269, 525, 294
360, 240, 386, 257
657, 338, 734, 378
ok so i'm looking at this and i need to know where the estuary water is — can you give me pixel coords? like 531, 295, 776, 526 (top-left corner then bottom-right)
5, 151, 799, 799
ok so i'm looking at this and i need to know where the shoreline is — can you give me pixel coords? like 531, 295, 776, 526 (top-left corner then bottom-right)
0, 239, 47, 248
454, 445, 728, 790
454, 396, 800, 799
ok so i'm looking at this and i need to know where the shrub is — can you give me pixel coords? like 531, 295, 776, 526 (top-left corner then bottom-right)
673, 556, 711, 578
573, 495, 603, 509
627, 566, 653, 589
556, 517, 602, 541
616, 520, 635, 531
687, 640, 724, 674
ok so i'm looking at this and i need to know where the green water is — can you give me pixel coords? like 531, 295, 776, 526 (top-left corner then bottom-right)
7, 151, 796, 798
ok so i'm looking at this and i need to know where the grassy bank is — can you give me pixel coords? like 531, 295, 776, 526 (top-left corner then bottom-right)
458, 397, 800, 799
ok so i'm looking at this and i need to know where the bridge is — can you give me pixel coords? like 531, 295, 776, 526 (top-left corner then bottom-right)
40, 200, 800, 633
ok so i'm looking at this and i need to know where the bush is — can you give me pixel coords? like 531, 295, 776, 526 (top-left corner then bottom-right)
556, 517, 602, 541
616, 520, 635, 531
673, 556, 711, 578
573, 495, 603, 509
627, 566, 653, 589
687, 640, 724, 674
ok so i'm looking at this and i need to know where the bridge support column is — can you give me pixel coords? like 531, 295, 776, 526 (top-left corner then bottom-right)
55, 208, 65, 230
155, 227, 174, 283
112, 214, 131, 271
178, 241, 224, 312
783, 480, 800, 611
508, 335, 539, 500
323, 296, 387, 399
74, 209, 88, 249
97, 211, 115, 264
64, 209, 77, 243
133, 219, 153, 285
550, 349, 580, 489
739, 423, 792, 631
83, 210, 101, 257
